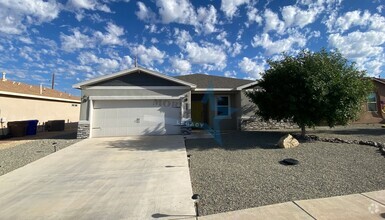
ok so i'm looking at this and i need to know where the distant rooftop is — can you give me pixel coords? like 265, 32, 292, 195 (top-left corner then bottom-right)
0, 79, 80, 102
174, 74, 255, 89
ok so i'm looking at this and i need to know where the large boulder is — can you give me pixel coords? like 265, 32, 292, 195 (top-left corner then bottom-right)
278, 134, 300, 149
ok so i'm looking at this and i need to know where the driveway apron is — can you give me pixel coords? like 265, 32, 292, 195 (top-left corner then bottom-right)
0, 136, 195, 219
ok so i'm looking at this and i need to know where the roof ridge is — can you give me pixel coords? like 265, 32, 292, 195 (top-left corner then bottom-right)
176, 73, 254, 82
174, 73, 256, 89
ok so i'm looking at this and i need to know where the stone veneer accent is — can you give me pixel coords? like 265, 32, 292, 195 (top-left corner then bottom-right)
241, 116, 298, 130
77, 121, 90, 139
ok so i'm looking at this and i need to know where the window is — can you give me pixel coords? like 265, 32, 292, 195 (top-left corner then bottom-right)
367, 92, 377, 112
215, 96, 230, 117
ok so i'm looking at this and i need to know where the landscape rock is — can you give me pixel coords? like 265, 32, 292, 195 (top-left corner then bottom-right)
278, 134, 300, 149
241, 117, 298, 131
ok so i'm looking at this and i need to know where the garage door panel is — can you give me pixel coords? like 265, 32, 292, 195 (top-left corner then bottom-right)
92, 100, 181, 137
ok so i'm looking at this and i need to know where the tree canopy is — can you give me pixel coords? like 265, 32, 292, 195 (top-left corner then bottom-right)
246, 49, 373, 136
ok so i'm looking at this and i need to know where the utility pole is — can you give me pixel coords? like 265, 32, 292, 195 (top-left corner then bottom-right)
51, 73, 55, 89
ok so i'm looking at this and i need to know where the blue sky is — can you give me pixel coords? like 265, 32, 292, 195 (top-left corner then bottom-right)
0, 0, 385, 96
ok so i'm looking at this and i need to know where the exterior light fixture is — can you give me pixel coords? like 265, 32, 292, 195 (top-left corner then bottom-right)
187, 154, 191, 168
191, 194, 200, 219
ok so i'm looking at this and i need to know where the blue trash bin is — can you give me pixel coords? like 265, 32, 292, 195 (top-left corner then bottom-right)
26, 120, 39, 135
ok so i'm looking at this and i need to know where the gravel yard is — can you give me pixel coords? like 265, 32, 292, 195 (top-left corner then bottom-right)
0, 132, 80, 176
308, 124, 385, 143
186, 126, 385, 216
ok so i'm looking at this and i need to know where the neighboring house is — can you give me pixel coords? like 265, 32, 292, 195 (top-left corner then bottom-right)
0, 72, 81, 132
355, 78, 385, 124
73, 67, 258, 138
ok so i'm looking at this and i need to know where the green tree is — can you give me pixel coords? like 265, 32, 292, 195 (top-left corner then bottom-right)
246, 49, 373, 137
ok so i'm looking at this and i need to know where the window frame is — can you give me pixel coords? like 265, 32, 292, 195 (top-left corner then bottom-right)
215, 95, 231, 118
367, 92, 377, 112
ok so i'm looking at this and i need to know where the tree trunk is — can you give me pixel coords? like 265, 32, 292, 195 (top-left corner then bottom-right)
301, 125, 306, 138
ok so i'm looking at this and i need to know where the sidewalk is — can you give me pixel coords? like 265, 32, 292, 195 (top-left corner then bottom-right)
191, 190, 385, 220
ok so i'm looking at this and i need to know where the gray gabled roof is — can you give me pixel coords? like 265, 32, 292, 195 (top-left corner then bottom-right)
174, 74, 255, 90
73, 67, 197, 89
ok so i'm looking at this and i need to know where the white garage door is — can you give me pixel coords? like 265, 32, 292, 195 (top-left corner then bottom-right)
91, 100, 181, 137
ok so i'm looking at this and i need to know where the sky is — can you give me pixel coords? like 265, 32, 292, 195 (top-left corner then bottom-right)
0, 0, 385, 96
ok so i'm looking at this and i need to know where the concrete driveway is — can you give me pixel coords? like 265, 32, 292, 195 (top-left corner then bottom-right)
0, 136, 195, 219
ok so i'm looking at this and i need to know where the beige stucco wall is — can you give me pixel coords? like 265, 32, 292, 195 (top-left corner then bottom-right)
240, 90, 257, 118
355, 81, 385, 124
0, 96, 80, 126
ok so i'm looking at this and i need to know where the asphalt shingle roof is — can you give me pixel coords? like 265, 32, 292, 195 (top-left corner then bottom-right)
174, 74, 254, 89
0, 79, 80, 101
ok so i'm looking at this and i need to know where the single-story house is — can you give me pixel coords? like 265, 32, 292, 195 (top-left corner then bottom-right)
355, 78, 385, 124
73, 67, 258, 138
0, 72, 80, 134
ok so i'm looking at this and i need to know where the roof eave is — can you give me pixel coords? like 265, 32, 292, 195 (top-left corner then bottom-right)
193, 88, 236, 92
372, 77, 385, 85
236, 81, 259, 90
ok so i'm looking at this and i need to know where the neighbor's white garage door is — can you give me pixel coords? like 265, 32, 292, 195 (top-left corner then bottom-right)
92, 100, 181, 137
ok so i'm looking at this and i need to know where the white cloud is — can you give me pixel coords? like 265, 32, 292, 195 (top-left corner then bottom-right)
247, 7, 263, 26
185, 42, 227, 70
139, 0, 218, 34
94, 22, 125, 45
329, 31, 385, 58
66, 0, 111, 12
77, 51, 133, 75
252, 33, 307, 55
136, 1, 156, 22
19, 36, 33, 44
377, 5, 384, 13
174, 28, 192, 48
132, 45, 165, 66
224, 70, 237, 78
61, 22, 125, 52
197, 5, 218, 34
237, 28, 244, 41
61, 29, 94, 52
328, 30, 385, 76
221, 0, 249, 18
229, 42, 242, 57
0, 0, 61, 34
19, 46, 34, 62
263, 9, 285, 34
356, 57, 383, 77
150, 38, 159, 44
370, 13, 385, 32
328, 10, 371, 33
216, 31, 231, 47
170, 58, 191, 74
326, 10, 385, 76
238, 57, 266, 79
66, 0, 113, 21
281, 5, 319, 29
156, 0, 196, 24
298, 0, 342, 12
145, 24, 158, 33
